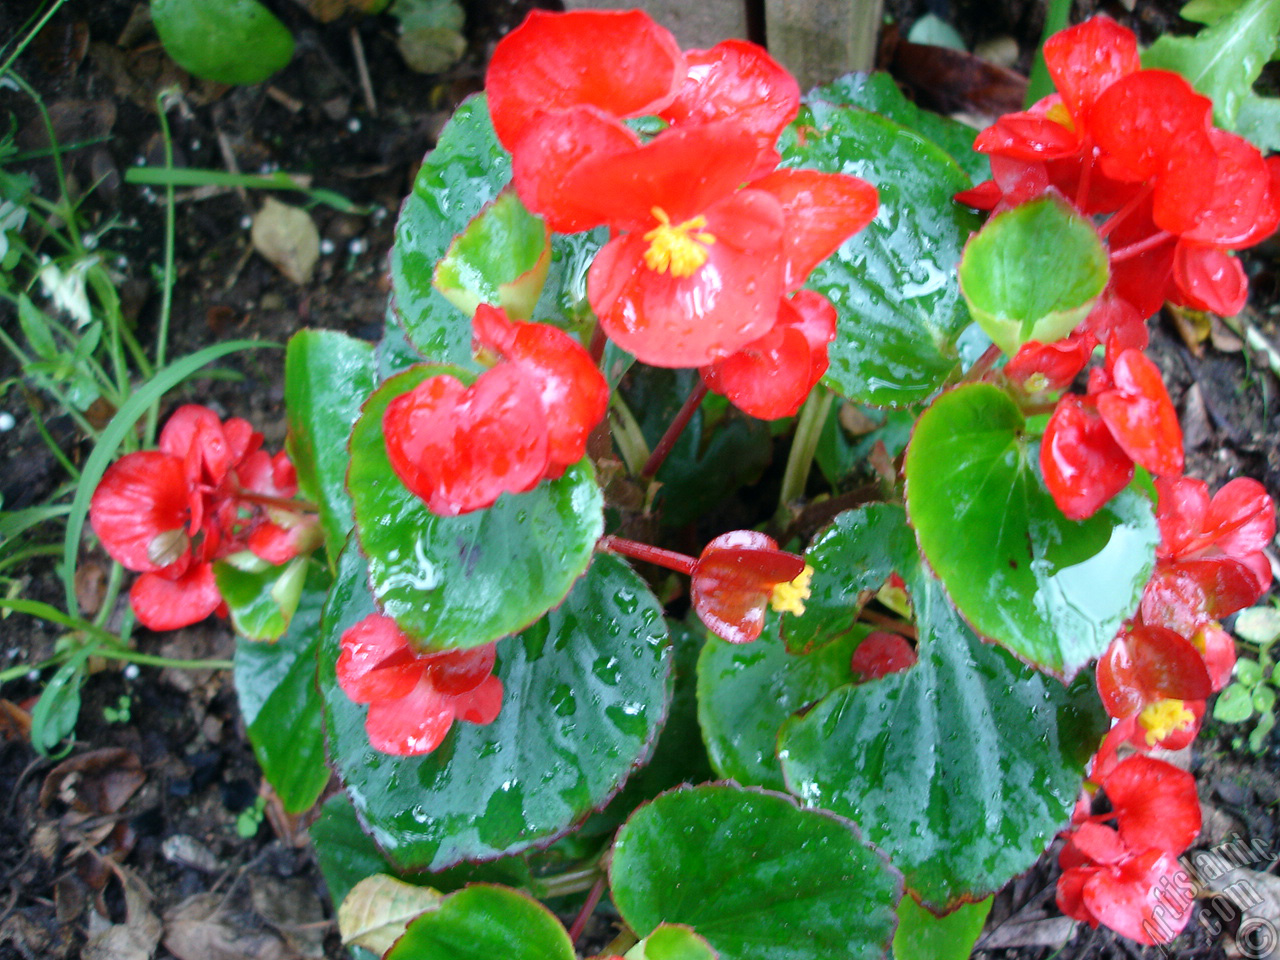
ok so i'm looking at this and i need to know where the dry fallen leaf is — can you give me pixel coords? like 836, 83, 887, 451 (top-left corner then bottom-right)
163, 892, 295, 960
250, 875, 326, 959
251, 198, 320, 286
338, 875, 442, 956
39, 747, 145, 818
82, 865, 162, 960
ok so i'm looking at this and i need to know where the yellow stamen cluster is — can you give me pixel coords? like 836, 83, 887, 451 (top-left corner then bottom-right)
1138, 698, 1195, 746
771, 564, 815, 617
642, 207, 716, 278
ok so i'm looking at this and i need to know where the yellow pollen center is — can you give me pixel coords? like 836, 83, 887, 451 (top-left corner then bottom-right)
1046, 100, 1076, 132
771, 564, 815, 617
1138, 698, 1195, 746
642, 207, 715, 278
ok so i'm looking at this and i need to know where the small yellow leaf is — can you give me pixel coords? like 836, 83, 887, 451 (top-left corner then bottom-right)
251, 198, 320, 285
337, 875, 443, 955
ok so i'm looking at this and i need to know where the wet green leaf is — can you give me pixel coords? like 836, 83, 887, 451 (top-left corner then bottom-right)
893, 895, 992, 960
698, 613, 869, 790
215, 555, 308, 641
627, 925, 718, 960
284, 329, 377, 569
610, 784, 900, 960
779, 103, 979, 408
151, 0, 293, 85
234, 564, 331, 813
958, 197, 1108, 356
779, 504, 1108, 909
348, 365, 603, 650
1215, 682, 1256, 722
905, 384, 1158, 678
385, 885, 575, 960
433, 191, 550, 320
320, 545, 670, 870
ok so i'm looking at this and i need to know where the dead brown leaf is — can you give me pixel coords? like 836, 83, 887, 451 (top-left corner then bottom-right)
39, 747, 145, 817
0, 699, 33, 741
163, 892, 297, 960
889, 38, 1027, 119
1210, 315, 1246, 352
82, 865, 162, 960
252, 199, 321, 286
1169, 303, 1212, 356
251, 875, 327, 958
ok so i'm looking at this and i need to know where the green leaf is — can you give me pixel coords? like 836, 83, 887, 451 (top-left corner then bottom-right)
284, 330, 377, 569
150, 0, 293, 85
1248, 707, 1275, 751
783, 503, 919, 654
1143, 0, 1280, 128
1236, 657, 1265, 687
698, 613, 869, 790
958, 197, 1109, 356
905, 383, 1158, 678
234, 564, 332, 813
893, 895, 992, 960
1252, 683, 1276, 713
1181, 0, 1251, 24
814, 400, 915, 488
1214, 682, 1257, 722
1236, 606, 1280, 647
610, 784, 900, 960
1236, 92, 1280, 150
907, 14, 967, 50
30, 645, 93, 756
780, 103, 980, 407
349, 365, 603, 650
320, 544, 671, 871
390, 96, 510, 365
385, 885, 575, 960
310, 794, 535, 912
215, 555, 308, 641
779, 504, 1107, 909
17, 294, 58, 361
627, 925, 718, 960
808, 73, 988, 183
433, 191, 550, 320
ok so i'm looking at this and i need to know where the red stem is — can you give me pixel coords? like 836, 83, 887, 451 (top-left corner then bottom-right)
963, 344, 1003, 383
567, 873, 608, 945
642, 380, 708, 478
598, 535, 697, 576
1073, 139, 1095, 212
1109, 230, 1174, 263
233, 489, 317, 513
588, 323, 607, 367
860, 608, 918, 640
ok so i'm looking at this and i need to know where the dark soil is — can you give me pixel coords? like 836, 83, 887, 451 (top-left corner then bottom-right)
0, 1, 1277, 959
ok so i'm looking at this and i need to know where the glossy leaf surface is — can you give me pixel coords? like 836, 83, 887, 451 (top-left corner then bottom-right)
808, 73, 990, 183
893, 896, 992, 960
628, 925, 718, 960
433, 191, 550, 320
349, 366, 602, 650
610, 784, 900, 960
698, 614, 869, 790
780, 103, 980, 407
320, 545, 670, 870
779, 505, 1107, 909
285, 330, 377, 568
905, 384, 1158, 677
958, 197, 1108, 356
384, 885, 575, 960
234, 564, 332, 813
215, 555, 309, 642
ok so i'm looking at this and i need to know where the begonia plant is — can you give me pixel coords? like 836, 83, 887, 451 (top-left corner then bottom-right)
82, 7, 1280, 958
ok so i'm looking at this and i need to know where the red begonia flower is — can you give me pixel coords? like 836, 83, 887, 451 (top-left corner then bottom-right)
700, 289, 837, 419
1004, 333, 1095, 395
485, 9, 684, 152
1043, 16, 1140, 132
129, 563, 223, 632
1105, 755, 1202, 853
1041, 394, 1134, 520
1190, 621, 1237, 692
471, 305, 608, 472
1095, 625, 1211, 720
1156, 476, 1274, 562
748, 168, 879, 289
850, 631, 918, 681
383, 365, 550, 516
1171, 243, 1247, 317
90, 451, 193, 574
691, 530, 810, 644
1141, 558, 1266, 637
1093, 349, 1183, 478
1182, 129, 1280, 248
1083, 291, 1148, 359
658, 40, 800, 173
337, 614, 503, 756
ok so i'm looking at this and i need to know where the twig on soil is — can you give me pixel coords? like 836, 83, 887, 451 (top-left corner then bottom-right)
215, 129, 249, 207
350, 26, 378, 116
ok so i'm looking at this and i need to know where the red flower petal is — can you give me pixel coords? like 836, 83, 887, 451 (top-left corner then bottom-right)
472, 306, 608, 470
691, 530, 806, 644
748, 168, 878, 289
1041, 394, 1134, 520
1104, 755, 1201, 854
1005, 335, 1094, 394
383, 366, 550, 516
452, 672, 504, 725
1206, 477, 1275, 559
973, 112, 1081, 162
1096, 624, 1212, 719
701, 323, 812, 420
1043, 16, 1139, 130
1082, 848, 1192, 945
364, 676, 457, 756
1069, 821, 1128, 866
1155, 475, 1211, 560
850, 631, 918, 681
1191, 621, 1236, 692
1182, 128, 1280, 247
129, 563, 222, 631
1094, 349, 1183, 478
1141, 557, 1265, 635
423, 642, 498, 697
589, 190, 785, 368
1172, 242, 1247, 317
90, 451, 192, 573
659, 40, 799, 171
485, 9, 684, 151
337, 614, 425, 703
